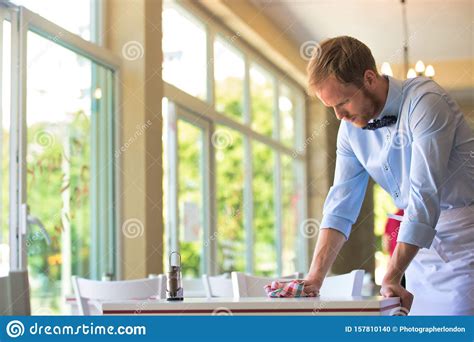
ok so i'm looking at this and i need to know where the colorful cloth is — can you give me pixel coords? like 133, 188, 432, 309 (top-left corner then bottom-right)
264, 280, 317, 298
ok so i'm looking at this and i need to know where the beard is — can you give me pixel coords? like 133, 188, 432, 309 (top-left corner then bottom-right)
362, 86, 383, 117
353, 86, 383, 127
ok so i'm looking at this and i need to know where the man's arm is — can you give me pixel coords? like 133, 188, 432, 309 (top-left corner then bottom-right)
384, 242, 419, 284
303, 122, 369, 294
381, 242, 419, 310
303, 228, 346, 295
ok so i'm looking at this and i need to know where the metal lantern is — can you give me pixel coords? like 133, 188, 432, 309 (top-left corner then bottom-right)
166, 251, 184, 301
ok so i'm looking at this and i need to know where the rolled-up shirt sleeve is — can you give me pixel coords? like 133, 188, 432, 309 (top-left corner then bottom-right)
320, 123, 369, 239
397, 93, 457, 248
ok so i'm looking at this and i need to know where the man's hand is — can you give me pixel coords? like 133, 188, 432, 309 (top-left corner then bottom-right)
380, 280, 413, 311
301, 277, 321, 297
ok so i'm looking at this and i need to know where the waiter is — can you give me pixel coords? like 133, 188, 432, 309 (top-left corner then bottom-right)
302, 36, 474, 315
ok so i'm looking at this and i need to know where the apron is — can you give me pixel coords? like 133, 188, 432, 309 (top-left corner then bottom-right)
404, 205, 474, 315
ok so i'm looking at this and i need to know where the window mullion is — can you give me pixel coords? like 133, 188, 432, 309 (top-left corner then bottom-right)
273, 81, 283, 276
296, 96, 309, 272
274, 152, 283, 276
243, 55, 253, 274
207, 26, 215, 107
208, 123, 217, 275
13, 8, 28, 272
206, 26, 216, 274
272, 76, 280, 141
197, 116, 212, 276
166, 101, 180, 254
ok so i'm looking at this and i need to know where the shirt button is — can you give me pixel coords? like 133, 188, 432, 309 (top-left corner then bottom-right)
386, 134, 390, 141
384, 164, 389, 171
394, 192, 399, 198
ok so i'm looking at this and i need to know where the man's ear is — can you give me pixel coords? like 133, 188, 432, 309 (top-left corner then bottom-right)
363, 70, 378, 89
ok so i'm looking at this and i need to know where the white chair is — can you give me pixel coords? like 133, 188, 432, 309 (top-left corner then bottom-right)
320, 270, 365, 297
72, 275, 164, 315
181, 277, 206, 297
150, 274, 167, 299
202, 273, 233, 298
231, 272, 304, 298
232, 270, 364, 298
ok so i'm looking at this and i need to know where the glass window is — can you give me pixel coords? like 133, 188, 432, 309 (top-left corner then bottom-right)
214, 37, 245, 121
281, 154, 297, 275
11, 0, 93, 41
163, 5, 207, 101
0, 20, 11, 277
26, 30, 115, 314
253, 141, 276, 276
177, 119, 205, 278
161, 3, 308, 277
250, 64, 274, 137
279, 84, 296, 147
215, 126, 245, 273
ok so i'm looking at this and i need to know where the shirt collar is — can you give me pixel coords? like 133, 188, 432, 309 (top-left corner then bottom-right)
371, 76, 403, 121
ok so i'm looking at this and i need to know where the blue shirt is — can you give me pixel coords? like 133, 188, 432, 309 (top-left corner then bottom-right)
320, 76, 474, 249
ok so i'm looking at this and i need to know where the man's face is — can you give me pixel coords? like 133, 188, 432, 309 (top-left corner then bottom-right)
315, 76, 379, 128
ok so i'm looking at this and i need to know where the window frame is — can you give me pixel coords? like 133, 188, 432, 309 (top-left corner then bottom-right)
163, 0, 308, 276
165, 101, 215, 276
0, 5, 14, 278
4, 4, 122, 282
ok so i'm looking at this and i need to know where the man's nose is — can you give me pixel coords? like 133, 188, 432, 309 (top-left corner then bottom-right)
334, 109, 345, 121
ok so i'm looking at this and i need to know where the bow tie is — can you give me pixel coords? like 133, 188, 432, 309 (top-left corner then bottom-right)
362, 115, 397, 130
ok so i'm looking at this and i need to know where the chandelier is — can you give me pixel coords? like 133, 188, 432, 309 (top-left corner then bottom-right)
381, 0, 435, 79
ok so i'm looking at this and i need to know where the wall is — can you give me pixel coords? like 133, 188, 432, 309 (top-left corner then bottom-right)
104, 0, 164, 279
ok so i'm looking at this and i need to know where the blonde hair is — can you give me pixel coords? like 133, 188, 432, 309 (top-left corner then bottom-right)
307, 36, 377, 94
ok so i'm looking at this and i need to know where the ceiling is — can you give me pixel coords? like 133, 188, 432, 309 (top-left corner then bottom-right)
250, 0, 473, 64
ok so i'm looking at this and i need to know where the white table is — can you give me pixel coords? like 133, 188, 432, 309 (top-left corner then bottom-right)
101, 296, 401, 316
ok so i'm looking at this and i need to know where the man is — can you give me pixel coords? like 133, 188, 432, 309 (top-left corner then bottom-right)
303, 36, 474, 315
